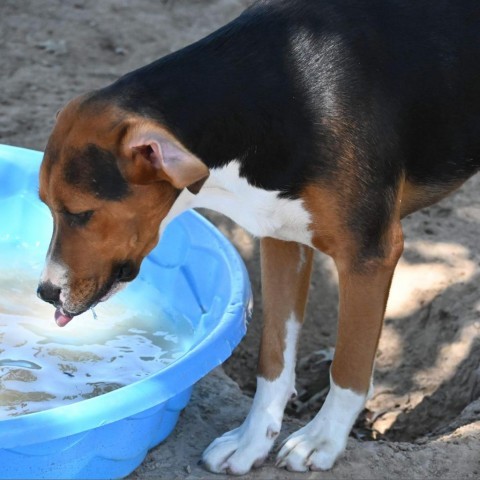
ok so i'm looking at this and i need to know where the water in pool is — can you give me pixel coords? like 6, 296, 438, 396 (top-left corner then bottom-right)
0, 247, 195, 419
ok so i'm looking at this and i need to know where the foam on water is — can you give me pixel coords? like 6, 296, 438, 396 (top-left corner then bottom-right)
0, 246, 196, 419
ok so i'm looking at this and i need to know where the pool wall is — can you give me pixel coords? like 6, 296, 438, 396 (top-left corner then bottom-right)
0, 145, 252, 479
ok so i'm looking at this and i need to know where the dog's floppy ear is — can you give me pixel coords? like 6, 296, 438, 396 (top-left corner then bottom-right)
121, 121, 209, 194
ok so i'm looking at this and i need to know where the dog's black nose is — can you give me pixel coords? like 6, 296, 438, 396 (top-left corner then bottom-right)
117, 260, 138, 282
37, 282, 61, 306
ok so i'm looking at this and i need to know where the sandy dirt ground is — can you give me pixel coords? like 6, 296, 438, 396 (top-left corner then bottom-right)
1, 1, 479, 478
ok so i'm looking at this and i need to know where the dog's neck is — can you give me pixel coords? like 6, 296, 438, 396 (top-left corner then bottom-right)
97, 7, 317, 196
103, 34, 262, 168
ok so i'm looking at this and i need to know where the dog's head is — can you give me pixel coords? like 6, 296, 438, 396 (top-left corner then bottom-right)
37, 94, 209, 326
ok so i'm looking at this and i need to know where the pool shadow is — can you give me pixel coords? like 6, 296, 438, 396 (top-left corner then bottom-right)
369, 263, 480, 441
368, 185, 480, 441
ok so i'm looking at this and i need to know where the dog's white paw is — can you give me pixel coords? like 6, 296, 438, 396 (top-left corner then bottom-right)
276, 423, 346, 472
276, 377, 367, 472
202, 421, 279, 475
202, 321, 301, 475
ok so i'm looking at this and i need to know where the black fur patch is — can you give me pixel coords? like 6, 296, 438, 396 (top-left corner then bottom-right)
64, 144, 130, 200
92, 0, 480, 259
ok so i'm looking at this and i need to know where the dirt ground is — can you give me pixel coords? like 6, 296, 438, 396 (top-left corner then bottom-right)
1, 0, 479, 478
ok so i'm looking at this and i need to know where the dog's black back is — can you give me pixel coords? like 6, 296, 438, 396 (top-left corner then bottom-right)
94, 0, 480, 205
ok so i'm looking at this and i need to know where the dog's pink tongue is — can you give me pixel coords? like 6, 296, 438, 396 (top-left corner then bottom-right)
55, 309, 73, 327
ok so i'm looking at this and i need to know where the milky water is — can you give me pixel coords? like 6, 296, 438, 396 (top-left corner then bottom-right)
0, 249, 195, 419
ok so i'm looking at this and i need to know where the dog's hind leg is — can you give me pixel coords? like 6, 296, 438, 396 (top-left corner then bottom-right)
277, 184, 404, 471
202, 238, 313, 475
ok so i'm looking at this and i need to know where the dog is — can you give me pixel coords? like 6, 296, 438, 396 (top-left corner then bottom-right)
37, 0, 480, 474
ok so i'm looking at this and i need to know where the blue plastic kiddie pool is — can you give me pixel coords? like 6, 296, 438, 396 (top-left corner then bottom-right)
0, 144, 251, 479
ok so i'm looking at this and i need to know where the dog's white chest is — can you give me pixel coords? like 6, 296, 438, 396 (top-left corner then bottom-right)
164, 161, 312, 245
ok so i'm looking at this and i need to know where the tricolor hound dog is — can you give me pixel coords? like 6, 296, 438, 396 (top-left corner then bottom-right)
37, 0, 480, 474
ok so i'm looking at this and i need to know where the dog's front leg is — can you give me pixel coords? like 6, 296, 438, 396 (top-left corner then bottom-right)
202, 238, 313, 475
277, 220, 404, 471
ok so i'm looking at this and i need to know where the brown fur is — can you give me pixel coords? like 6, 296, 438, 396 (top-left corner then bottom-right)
301, 182, 404, 392
258, 238, 313, 380
400, 178, 466, 218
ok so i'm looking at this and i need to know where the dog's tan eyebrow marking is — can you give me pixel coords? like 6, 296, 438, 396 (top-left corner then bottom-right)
63, 144, 131, 201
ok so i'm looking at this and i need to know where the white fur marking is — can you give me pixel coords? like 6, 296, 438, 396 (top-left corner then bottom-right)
277, 374, 367, 471
41, 259, 67, 286
297, 245, 307, 273
161, 161, 313, 245
203, 317, 300, 475
40, 259, 69, 304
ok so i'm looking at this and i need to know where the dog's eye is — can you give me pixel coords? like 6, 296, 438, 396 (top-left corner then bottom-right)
63, 209, 94, 227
